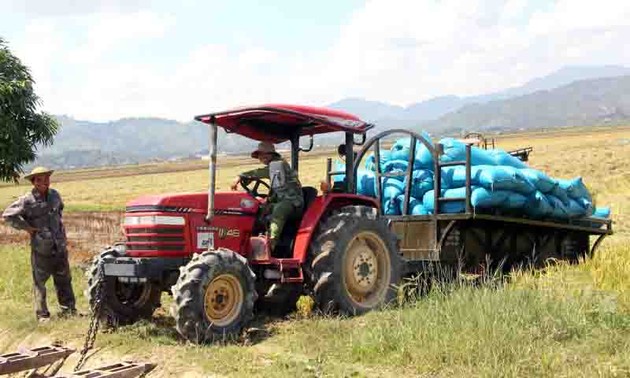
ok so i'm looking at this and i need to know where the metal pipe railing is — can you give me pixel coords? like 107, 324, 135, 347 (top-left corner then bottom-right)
206, 120, 218, 229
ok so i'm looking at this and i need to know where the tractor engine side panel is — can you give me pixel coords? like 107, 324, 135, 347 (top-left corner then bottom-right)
188, 212, 257, 256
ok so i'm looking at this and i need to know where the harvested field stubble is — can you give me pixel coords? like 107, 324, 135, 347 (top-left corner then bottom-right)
0, 212, 123, 263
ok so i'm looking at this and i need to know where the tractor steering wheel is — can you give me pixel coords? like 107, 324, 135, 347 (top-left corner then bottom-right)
239, 175, 271, 199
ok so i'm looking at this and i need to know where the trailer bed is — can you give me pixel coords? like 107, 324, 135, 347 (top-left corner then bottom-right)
351, 128, 613, 272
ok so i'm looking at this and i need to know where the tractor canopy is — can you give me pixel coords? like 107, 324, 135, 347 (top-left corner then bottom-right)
194, 104, 372, 143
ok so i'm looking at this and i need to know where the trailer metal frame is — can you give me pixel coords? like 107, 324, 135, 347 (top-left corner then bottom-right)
351, 129, 612, 273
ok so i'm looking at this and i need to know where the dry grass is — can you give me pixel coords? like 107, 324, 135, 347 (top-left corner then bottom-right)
0, 212, 123, 264
0, 155, 331, 211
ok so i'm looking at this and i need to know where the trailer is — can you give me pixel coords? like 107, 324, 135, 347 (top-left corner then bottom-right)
347, 129, 612, 274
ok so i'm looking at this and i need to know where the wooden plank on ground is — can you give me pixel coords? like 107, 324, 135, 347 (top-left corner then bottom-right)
56, 362, 156, 378
0, 345, 75, 375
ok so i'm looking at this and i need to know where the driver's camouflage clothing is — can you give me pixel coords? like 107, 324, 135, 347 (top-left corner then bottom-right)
2, 188, 76, 319
241, 156, 304, 247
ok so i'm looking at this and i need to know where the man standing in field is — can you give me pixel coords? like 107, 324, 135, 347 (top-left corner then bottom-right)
2, 167, 77, 322
231, 142, 304, 252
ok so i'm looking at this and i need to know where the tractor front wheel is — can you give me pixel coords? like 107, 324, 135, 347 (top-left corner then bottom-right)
171, 248, 257, 343
86, 247, 161, 326
308, 206, 402, 315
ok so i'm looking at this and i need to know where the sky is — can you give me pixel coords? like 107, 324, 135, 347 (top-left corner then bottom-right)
1, 0, 629, 122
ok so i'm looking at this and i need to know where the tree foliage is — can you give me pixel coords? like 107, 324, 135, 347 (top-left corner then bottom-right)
0, 37, 58, 182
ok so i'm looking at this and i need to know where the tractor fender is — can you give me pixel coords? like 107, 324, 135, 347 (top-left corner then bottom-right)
292, 193, 379, 262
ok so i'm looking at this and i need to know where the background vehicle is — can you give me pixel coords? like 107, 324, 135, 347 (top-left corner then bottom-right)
87, 104, 612, 343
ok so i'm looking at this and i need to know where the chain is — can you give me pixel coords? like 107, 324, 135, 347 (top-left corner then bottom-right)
74, 261, 105, 372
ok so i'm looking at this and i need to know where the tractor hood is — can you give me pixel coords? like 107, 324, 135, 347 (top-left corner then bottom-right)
125, 192, 259, 215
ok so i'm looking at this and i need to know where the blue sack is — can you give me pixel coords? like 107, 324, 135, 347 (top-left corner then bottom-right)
383, 159, 410, 173
592, 207, 611, 219
357, 172, 404, 200
396, 195, 431, 215
578, 197, 593, 216
403, 169, 434, 199
422, 188, 466, 214
500, 191, 528, 209
557, 177, 592, 203
390, 133, 434, 170
382, 197, 402, 215
470, 187, 528, 209
364, 150, 392, 171
566, 198, 588, 218
438, 138, 496, 166
469, 187, 507, 208
411, 203, 431, 215
423, 186, 528, 214
550, 184, 571, 206
332, 159, 346, 184
441, 165, 535, 195
382, 159, 427, 174
383, 177, 404, 200
492, 166, 535, 195
520, 168, 557, 193
547, 195, 570, 220
356, 170, 376, 196
487, 149, 528, 169
397, 194, 416, 215
525, 191, 553, 218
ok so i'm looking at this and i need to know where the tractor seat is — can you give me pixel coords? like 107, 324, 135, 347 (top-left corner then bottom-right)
272, 187, 318, 258
302, 186, 318, 210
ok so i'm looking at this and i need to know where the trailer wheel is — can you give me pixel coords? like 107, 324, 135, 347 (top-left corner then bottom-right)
171, 248, 257, 343
308, 205, 402, 315
86, 248, 161, 326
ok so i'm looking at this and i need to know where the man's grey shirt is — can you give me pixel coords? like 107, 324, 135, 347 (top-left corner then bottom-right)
2, 188, 67, 255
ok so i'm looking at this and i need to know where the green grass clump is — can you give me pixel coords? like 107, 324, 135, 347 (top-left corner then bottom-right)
0, 246, 87, 331
271, 247, 629, 377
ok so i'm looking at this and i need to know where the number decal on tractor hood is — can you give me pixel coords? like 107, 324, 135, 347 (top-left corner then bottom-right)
197, 226, 240, 239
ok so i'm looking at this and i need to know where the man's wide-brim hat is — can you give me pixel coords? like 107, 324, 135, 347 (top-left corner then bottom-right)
251, 142, 279, 159
24, 167, 54, 180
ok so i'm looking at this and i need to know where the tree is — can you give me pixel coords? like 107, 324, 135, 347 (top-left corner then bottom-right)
0, 37, 58, 182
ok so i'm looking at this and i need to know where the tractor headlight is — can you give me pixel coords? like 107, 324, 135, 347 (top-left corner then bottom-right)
123, 215, 185, 226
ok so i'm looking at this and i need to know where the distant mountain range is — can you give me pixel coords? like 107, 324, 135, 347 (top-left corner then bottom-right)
327, 65, 630, 124
33, 65, 630, 169
424, 75, 630, 132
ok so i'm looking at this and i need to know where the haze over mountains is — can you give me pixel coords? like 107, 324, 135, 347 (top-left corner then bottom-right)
328, 65, 630, 124
35, 65, 630, 169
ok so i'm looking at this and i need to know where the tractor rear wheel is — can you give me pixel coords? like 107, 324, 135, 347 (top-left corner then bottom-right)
308, 205, 402, 315
171, 248, 257, 343
86, 247, 161, 326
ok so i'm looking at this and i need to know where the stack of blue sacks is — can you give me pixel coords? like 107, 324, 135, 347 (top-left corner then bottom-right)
352, 134, 610, 222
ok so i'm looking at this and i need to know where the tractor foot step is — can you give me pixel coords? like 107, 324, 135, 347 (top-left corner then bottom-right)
55, 361, 156, 378
278, 260, 304, 283
0, 345, 75, 375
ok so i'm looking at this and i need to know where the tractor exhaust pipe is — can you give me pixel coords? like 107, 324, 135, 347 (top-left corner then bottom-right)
206, 118, 218, 227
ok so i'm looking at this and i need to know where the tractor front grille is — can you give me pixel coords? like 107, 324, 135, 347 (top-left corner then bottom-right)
125, 226, 186, 252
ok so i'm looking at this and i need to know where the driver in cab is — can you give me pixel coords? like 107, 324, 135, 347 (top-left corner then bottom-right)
231, 142, 304, 251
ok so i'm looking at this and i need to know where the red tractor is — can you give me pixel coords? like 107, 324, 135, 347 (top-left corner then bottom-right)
87, 104, 402, 343
88, 104, 612, 343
